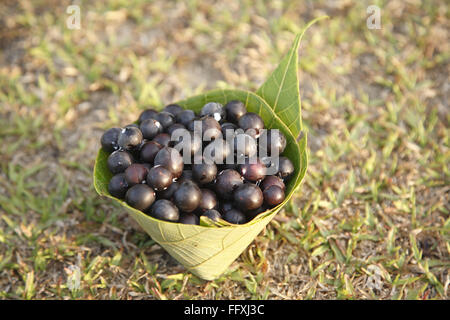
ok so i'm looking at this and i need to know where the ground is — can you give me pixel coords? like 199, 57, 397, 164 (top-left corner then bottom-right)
0, 0, 448, 300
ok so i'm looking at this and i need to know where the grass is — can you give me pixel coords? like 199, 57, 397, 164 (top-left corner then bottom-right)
0, 0, 448, 300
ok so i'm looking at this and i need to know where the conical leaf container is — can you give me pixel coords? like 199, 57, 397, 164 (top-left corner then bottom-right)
93, 18, 325, 280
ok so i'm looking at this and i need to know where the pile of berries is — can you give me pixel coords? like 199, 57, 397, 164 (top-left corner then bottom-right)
100, 100, 294, 225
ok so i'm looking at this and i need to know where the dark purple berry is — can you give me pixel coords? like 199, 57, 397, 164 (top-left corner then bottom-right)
124, 163, 149, 186
246, 205, 267, 221
107, 150, 134, 174
200, 102, 226, 122
179, 169, 194, 182
197, 189, 218, 213
263, 185, 285, 207
140, 141, 162, 164
146, 166, 173, 191
233, 183, 264, 211
158, 181, 180, 200
167, 123, 186, 136
178, 212, 199, 225
186, 119, 198, 132
173, 181, 201, 213
125, 123, 139, 129
176, 109, 196, 127
150, 199, 179, 222
202, 209, 222, 222
101, 127, 121, 153
221, 122, 238, 135
202, 116, 222, 140
224, 100, 246, 123
108, 173, 129, 199
192, 162, 217, 185
238, 113, 264, 137
163, 104, 183, 117
215, 169, 244, 200
278, 156, 294, 181
154, 147, 184, 178
125, 184, 155, 211
238, 157, 266, 182
260, 175, 285, 192
117, 126, 143, 150
141, 163, 152, 171
153, 133, 172, 147
138, 109, 158, 123
223, 209, 246, 224
219, 201, 234, 214
156, 111, 176, 129
140, 119, 163, 140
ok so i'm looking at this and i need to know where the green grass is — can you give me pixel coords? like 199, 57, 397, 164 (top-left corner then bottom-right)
0, 0, 448, 299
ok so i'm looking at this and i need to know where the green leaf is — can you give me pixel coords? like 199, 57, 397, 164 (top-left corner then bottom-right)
92, 19, 323, 280
256, 16, 328, 139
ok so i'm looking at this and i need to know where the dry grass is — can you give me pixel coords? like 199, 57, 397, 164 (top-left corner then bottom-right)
0, 0, 448, 300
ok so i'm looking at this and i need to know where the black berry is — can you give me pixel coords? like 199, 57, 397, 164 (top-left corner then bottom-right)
238, 113, 264, 137
176, 110, 196, 127
146, 166, 173, 191
167, 123, 186, 137
238, 157, 266, 182
202, 209, 222, 222
225, 100, 246, 123
260, 175, 285, 192
197, 189, 218, 213
140, 141, 162, 164
192, 161, 217, 185
150, 199, 179, 222
107, 150, 134, 174
117, 126, 143, 150
124, 163, 149, 186
101, 127, 121, 153
125, 184, 155, 211
219, 201, 234, 214
200, 102, 226, 122
163, 104, 184, 117
158, 180, 180, 200
154, 147, 184, 178
263, 185, 285, 207
223, 209, 246, 224
173, 180, 202, 213
153, 133, 172, 147
201, 116, 222, 141
156, 111, 176, 129
138, 109, 158, 123
278, 156, 294, 181
140, 119, 163, 140
108, 173, 129, 199
178, 212, 199, 225
233, 183, 263, 211
179, 169, 194, 182
214, 169, 244, 200
221, 122, 238, 135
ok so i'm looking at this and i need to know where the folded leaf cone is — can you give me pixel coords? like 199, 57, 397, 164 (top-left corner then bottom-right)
94, 18, 326, 280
